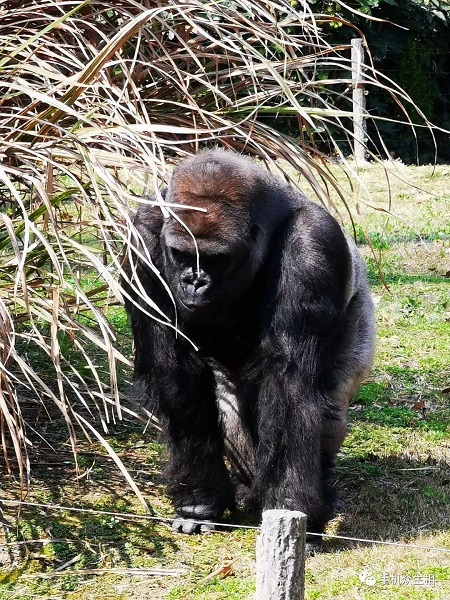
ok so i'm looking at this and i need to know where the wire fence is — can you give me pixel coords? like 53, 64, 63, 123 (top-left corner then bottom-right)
2, 499, 450, 555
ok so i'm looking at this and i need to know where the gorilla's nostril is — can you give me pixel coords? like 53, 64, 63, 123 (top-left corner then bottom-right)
181, 267, 194, 284
191, 270, 210, 291
193, 277, 208, 291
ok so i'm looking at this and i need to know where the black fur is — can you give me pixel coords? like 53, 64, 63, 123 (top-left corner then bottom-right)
122, 150, 376, 536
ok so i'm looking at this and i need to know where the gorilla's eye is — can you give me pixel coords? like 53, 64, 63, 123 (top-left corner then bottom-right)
201, 253, 229, 271
170, 248, 194, 265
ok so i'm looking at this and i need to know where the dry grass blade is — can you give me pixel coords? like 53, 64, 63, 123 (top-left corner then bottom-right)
20, 567, 186, 579
75, 412, 151, 513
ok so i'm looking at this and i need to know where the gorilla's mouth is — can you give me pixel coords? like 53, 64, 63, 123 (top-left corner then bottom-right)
176, 282, 218, 310
177, 294, 227, 323
177, 294, 210, 313
178, 298, 198, 311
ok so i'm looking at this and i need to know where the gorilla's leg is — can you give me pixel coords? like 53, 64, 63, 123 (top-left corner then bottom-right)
321, 289, 376, 484
214, 365, 256, 508
319, 289, 376, 544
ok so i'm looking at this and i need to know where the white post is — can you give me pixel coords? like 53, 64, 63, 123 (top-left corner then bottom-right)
351, 38, 367, 164
256, 509, 307, 600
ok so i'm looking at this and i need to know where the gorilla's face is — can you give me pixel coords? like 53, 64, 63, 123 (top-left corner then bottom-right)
161, 223, 257, 321
158, 152, 266, 321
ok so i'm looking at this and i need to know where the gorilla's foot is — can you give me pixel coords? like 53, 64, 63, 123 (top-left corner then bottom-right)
171, 513, 216, 534
172, 503, 220, 534
305, 535, 323, 556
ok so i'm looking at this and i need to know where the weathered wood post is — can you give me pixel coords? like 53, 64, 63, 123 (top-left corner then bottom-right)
351, 38, 367, 164
256, 509, 307, 600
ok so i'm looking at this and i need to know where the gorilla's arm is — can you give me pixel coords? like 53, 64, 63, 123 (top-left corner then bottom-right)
253, 203, 352, 533
123, 213, 234, 530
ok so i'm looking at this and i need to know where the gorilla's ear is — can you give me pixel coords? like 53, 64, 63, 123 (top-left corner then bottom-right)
250, 224, 260, 242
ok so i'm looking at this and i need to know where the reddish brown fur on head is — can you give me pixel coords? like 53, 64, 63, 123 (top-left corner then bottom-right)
167, 152, 255, 244
169, 200, 236, 241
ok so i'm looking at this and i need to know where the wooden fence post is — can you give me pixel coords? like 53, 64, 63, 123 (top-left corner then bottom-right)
351, 38, 367, 164
256, 509, 307, 600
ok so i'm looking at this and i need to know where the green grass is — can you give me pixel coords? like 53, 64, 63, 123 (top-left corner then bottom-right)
1, 162, 450, 599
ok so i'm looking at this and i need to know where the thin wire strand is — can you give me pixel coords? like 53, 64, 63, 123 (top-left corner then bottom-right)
0, 499, 258, 530
2, 499, 450, 553
306, 531, 450, 553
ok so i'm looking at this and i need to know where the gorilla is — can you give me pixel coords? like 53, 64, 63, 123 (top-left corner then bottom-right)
122, 149, 375, 540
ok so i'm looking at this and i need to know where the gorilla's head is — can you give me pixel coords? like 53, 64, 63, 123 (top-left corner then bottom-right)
160, 152, 264, 320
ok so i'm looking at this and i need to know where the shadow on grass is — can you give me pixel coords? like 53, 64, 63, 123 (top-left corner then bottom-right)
357, 232, 450, 249
330, 452, 450, 548
366, 268, 450, 287
324, 368, 450, 546
0, 406, 178, 578
225, 447, 450, 553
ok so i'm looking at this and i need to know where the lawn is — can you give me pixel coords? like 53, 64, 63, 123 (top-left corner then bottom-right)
1, 161, 449, 599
